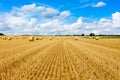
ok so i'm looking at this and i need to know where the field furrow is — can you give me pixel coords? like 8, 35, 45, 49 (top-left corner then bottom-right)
66, 40, 120, 80
0, 40, 56, 79
0, 37, 120, 80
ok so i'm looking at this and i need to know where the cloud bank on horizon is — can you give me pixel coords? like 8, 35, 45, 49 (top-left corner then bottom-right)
0, 0, 120, 35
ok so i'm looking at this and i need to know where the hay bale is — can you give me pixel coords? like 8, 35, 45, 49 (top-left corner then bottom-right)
39, 37, 42, 40
3, 37, 7, 40
8, 37, 12, 40
88, 37, 92, 39
49, 37, 52, 40
29, 37, 34, 42
95, 37, 99, 40
75, 37, 78, 40
35, 37, 39, 40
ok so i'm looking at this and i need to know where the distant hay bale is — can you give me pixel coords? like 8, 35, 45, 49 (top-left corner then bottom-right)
49, 37, 52, 40
35, 37, 39, 40
39, 37, 42, 40
3, 37, 7, 40
88, 37, 92, 39
29, 37, 34, 42
95, 37, 99, 40
8, 37, 12, 40
75, 37, 78, 40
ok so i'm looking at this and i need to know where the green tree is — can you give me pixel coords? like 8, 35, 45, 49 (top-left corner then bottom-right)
81, 34, 85, 36
90, 33, 95, 36
0, 33, 4, 36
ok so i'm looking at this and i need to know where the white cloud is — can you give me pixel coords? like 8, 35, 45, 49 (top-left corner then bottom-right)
40, 8, 59, 18
112, 12, 120, 27
98, 18, 112, 28
21, 3, 59, 18
27, 18, 37, 27
21, 3, 36, 11
0, 22, 11, 31
60, 11, 71, 18
80, 1, 106, 8
70, 17, 83, 29
39, 19, 65, 34
0, 3, 120, 35
6, 16, 27, 28
92, 1, 106, 7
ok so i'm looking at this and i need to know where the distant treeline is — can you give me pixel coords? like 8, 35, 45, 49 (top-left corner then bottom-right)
0, 32, 120, 36
0, 33, 5, 36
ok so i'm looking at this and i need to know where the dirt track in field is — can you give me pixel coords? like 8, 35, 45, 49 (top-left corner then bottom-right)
0, 37, 120, 80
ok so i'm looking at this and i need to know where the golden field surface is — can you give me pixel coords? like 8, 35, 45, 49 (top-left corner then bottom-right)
0, 36, 120, 80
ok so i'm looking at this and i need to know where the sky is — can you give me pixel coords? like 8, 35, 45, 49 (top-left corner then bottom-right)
0, 0, 120, 35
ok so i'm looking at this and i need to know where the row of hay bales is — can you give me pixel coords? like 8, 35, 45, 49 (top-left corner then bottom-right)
28, 37, 79, 42
0, 36, 55, 41
28, 37, 53, 42
0, 36, 13, 40
0, 36, 91, 41
0, 36, 43, 41
0, 36, 28, 40
28, 37, 43, 42
88, 36, 100, 40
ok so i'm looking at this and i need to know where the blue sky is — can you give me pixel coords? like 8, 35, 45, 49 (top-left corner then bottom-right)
1, 0, 120, 17
0, 0, 120, 35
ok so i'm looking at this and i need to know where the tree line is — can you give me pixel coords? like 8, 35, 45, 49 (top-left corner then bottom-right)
0, 32, 120, 36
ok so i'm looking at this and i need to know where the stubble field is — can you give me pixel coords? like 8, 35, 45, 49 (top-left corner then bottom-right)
0, 36, 120, 80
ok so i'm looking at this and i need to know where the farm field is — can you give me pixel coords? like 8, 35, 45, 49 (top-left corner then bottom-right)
0, 36, 120, 80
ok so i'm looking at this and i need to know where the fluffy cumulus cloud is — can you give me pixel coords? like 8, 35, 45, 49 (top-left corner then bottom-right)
21, 3, 36, 11
112, 12, 120, 27
92, 1, 106, 7
81, 1, 106, 8
0, 3, 120, 35
21, 3, 59, 18
27, 18, 37, 27
0, 22, 11, 31
6, 16, 27, 28
60, 11, 71, 18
